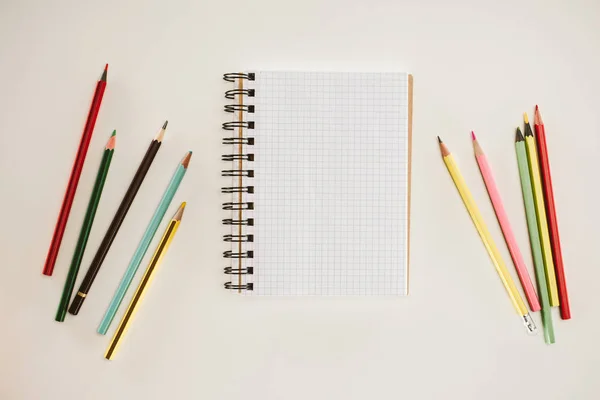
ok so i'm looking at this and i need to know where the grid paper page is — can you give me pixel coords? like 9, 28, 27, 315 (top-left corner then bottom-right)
247, 71, 410, 296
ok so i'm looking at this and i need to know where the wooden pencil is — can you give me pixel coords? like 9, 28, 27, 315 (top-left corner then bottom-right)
472, 132, 540, 311
438, 137, 535, 333
105, 202, 186, 360
42, 64, 108, 276
98, 151, 191, 335
68, 121, 167, 315
534, 106, 570, 319
523, 114, 560, 306
515, 128, 555, 343
55, 131, 116, 322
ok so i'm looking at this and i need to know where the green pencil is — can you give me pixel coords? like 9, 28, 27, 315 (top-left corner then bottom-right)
515, 127, 555, 344
55, 131, 116, 322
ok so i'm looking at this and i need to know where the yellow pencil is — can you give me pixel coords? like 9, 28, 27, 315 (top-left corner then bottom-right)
438, 137, 535, 333
523, 114, 560, 306
105, 202, 186, 360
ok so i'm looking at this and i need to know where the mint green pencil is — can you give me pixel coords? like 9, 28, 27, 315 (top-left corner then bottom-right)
97, 151, 192, 335
515, 128, 554, 344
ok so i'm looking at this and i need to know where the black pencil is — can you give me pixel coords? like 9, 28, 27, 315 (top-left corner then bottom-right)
68, 121, 168, 315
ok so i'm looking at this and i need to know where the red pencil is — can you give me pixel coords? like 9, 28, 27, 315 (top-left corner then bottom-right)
42, 64, 108, 276
534, 105, 570, 319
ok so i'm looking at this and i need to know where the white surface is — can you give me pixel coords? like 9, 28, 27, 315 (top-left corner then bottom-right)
0, 0, 599, 399
239, 71, 409, 295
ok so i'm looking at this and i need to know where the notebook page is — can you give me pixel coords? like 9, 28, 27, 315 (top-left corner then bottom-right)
247, 71, 410, 296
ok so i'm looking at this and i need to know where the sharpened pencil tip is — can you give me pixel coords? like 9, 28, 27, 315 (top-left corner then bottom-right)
515, 127, 524, 142
154, 122, 167, 142
181, 151, 193, 168
534, 106, 543, 125
100, 64, 108, 81
438, 137, 450, 156
162, 120, 168, 130
174, 202, 186, 220
523, 112, 529, 124
471, 131, 476, 141
105, 132, 116, 150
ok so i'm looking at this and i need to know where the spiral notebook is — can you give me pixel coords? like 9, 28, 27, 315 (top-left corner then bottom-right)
222, 71, 413, 296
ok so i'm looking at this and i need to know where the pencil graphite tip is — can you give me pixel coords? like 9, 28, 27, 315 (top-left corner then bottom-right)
524, 120, 534, 137
181, 151, 193, 168
162, 120, 168, 130
523, 112, 529, 124
101, 64, 108, 81
105, 131, 116, 149
471, 131, 476, 141
437, 136, 442, 143
515, 127, 524, 142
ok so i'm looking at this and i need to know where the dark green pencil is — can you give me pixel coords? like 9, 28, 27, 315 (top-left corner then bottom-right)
55, 131, 116, 322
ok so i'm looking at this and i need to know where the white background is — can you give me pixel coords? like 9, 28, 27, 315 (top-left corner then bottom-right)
0, 0, 599, 399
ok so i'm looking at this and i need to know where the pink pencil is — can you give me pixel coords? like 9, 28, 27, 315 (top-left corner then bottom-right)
472, 132, 541, 311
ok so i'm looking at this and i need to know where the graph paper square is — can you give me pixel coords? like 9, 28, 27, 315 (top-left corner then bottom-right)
244, 71, 410, 296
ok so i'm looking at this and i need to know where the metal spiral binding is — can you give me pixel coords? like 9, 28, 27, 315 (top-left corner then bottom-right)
222, 72, 255, 291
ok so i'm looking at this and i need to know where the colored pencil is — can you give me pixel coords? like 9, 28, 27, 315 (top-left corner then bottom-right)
97, 151, 192, 335
105, 202, 186, 360
42, 64, 108, 276
68, 121, 168, 315
515, 128, 554, 344
472, 132, 540, 311
438, 137, 535, 333
535, 106, 570, 319
523, 114, 560, 306
515, 128, 555, 343
55, 131, 116, 322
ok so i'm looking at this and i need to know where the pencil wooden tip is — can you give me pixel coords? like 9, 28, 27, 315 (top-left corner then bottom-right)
515, 127, 524, 142
534, 106, 543, 125
174, 202, 186, 221
523, 112, 529, 124
472, 132, 483, 155
438, 138, 450, 156
105, 131, 116, 150
181, 151, 193, 168
154, 123, 167, 142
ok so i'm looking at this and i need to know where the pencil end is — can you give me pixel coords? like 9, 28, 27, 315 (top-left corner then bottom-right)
523, 313, 538, 335
515, 127, 524, 142
437, 137, 450, 157
534, 106, 543, 125
181, 151, 193, 168
105, 131, 116, 150
174, 202, 186, 221
155, 122, 167, 142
